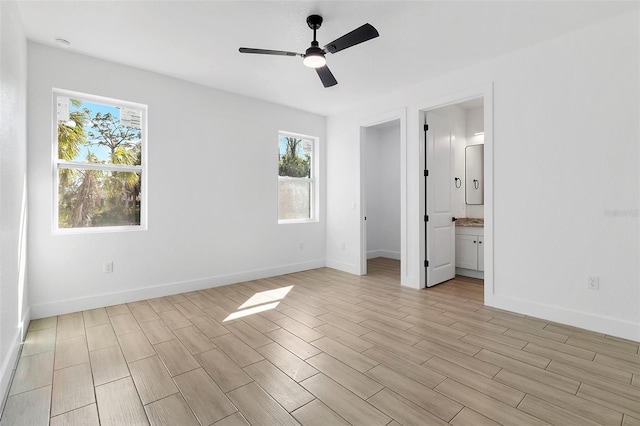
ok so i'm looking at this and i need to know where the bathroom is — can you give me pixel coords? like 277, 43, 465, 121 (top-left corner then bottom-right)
436, 98, 485, 281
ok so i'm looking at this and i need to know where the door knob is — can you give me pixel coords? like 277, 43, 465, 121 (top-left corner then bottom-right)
452, 217, 457, 222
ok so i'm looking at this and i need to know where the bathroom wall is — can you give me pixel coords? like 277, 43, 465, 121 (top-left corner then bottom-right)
465, 106, 484, 219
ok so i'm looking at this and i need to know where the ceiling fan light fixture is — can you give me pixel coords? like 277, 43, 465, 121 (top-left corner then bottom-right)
303, 44, 326, 68
303, 53, 326, 68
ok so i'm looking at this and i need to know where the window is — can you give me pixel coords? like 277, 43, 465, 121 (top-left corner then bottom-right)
54, 90, 147, 232
278, 132, 317, 222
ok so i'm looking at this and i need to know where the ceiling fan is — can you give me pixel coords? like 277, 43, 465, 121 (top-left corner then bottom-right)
239, 15, 379, 88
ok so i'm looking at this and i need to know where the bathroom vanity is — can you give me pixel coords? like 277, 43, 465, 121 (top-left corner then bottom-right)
455, 218, 484, 279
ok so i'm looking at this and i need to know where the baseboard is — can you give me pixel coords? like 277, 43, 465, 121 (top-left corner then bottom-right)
20, 307, 31, 342
325, 258, 360, 275
0, 328, 22, 417
486, 294, 640, 342
455, 267, 484, 279
367, 250, 401, 260
30, 259, 325, 319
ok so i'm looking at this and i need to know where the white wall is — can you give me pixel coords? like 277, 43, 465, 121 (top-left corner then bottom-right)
27, 43, 326, 318
364, 123, 401, 260
0, 0, 29, 407
466, 106, 484, 139
326, 10, 639, 340
465, 106, 484, 219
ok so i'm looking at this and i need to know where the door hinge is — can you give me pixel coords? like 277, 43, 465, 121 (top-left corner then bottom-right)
423, 124, 429, 132
424, 215, 429, 222
424, 260, 429, 267
423, 169, 429, 177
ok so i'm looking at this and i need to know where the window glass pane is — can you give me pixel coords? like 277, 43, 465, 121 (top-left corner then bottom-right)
57, 97, 142, 166
58, 168, 141, 228
278, 180, 311, 220
279, 135, 311, 178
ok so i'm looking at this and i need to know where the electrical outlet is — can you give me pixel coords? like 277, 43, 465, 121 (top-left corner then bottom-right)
587, 276, 599, 290
104, 261, 113, 274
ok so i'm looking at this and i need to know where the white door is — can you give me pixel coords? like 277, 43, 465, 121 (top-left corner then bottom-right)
426, 112, 455, 286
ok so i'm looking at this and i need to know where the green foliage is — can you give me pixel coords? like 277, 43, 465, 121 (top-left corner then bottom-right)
85, 109, 141, 163
58, 102, 142, 228
57, 111, 86, 161
279, 137, 310, 178
57, 103, 87, 189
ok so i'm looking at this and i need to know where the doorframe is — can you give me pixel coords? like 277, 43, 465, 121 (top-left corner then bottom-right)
416, 83, 494, 302
359, 108, 407, 282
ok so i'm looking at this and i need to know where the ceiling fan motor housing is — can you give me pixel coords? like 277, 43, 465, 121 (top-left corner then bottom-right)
305, 43, 324, 58
306, 15, 323, 30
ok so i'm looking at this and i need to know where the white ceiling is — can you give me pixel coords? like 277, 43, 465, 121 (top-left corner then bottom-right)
16, 1, 637, 116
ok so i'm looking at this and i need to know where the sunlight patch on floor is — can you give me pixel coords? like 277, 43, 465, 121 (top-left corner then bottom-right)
224, 285, 293, 322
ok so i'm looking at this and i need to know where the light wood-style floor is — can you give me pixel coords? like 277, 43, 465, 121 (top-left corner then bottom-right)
2, 258, 639, 425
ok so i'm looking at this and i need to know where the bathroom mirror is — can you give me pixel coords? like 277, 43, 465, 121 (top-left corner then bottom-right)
465, 144, 484, 205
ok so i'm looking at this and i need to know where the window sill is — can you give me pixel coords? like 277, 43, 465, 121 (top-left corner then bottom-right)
53, 225, 147, 235
278, 218, 318, 225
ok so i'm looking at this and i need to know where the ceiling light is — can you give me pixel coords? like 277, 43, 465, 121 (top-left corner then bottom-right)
55, 38, 71, 47
303, 46, 326, 68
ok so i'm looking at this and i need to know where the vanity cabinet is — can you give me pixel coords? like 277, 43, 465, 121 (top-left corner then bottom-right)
455, 225, 484, 278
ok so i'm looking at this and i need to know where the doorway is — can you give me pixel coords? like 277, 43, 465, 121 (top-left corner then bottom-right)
360, 115, 403, 280
422, 94, 490, 290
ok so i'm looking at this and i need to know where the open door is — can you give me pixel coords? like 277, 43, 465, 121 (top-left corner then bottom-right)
425, 112, 455, 286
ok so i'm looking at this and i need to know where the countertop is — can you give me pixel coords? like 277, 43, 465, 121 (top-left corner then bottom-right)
455, 218, 484, 227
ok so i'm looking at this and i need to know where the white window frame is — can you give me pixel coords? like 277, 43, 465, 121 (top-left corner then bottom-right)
52, 89, 148, 234
277, 131, 319, 224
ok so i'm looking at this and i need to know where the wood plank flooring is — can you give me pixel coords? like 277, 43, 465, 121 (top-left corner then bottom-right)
2, 257, 639, 425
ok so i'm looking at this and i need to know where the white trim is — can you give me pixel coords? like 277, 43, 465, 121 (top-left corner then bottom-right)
1, 308, 32, 411
0, 328, 22, 414
57, 161, 142, 173
489, 294, 640, 342
277, 131, 319, 224
325, 258, 360, 275
29, 259, 325, 319
277, 218, 317, 225
367, 250, 401, 260
52, 88, 148, 234
455, 268, 484, 280
53, 224, 147, 235
412, 83, 493, 296
53, 88, 147, 110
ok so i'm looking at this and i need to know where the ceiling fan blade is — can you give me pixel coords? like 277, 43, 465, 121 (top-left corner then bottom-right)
316, 65, 338, 88
323, 23, 379, 54
239, 48, 302, 57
